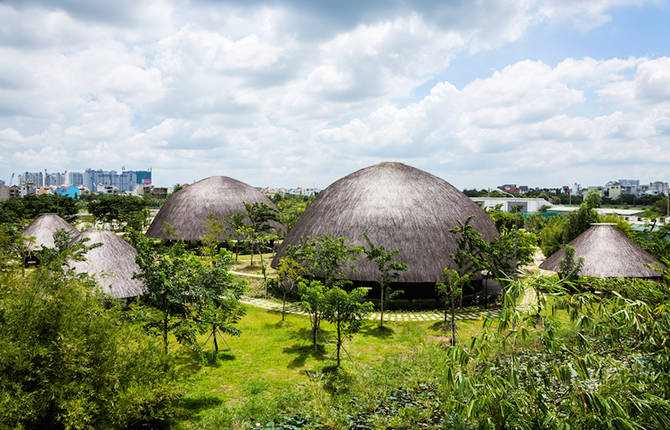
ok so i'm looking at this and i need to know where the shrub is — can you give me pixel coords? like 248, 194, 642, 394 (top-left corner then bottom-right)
0, 253, 181, 428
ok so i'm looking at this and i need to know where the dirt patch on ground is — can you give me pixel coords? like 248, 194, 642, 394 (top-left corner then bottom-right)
428, 335, 455, 348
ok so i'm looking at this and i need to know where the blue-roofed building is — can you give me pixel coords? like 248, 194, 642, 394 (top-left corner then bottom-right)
55, 184, 80, 199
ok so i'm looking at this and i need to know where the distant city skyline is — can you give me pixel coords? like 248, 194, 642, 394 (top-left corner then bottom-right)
6, 166, 667, 193
1, 0, 668, 190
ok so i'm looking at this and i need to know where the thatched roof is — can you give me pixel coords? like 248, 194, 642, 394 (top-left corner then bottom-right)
146, 176, 280, 241
539, 224, 663, 278
271, 162, 499, 283
69, 230, 144, 299
22, 213, 79, 250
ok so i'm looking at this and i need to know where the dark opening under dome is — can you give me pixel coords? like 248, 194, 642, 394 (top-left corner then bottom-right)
272, 162, 498, 283
146, 176, 279, 241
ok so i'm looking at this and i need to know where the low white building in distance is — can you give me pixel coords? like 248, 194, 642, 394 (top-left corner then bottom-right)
470, 197, 553, 212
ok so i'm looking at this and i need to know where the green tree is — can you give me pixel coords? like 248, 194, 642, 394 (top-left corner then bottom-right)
362, 232, 407, 327
450, 216, 537, 295
243, 201, 280, 267
0, 193, 78, 224
226, 211, 247, 262
435, 269, 471, 345
287, 234, 362, 349
193, 248, 246, 356
563, 195, 599, 243
276, 195, 312, 233
134, 237, 244, 358
287, 234, 362, 288
0, 233, 179, 429
323, 286, 373, 367
200, 213, 247, 355
276, 257, 305, 321
88, 194, 149, 231
650, 196, 669, 216
557, 245, 584, 282
634, 222, 670, 262
298, 279, 327, 350
537, 217, 566, 257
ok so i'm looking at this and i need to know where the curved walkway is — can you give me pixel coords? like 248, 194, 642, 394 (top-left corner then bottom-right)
240, 296, 500, 323
230, 270, 265, 278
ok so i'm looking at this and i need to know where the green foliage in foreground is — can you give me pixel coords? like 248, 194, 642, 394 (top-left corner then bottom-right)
215, 274, 670, 429
0, 242, 181, 429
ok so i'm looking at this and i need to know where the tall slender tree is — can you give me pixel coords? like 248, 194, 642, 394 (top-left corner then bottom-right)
323, 286, 373, 367
362, 232, 407, 327
436, 269, 470, 346
276, 257, 305, 321
287, 234, 362, 349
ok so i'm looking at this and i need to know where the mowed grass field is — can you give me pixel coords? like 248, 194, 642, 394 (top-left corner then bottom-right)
173, 302, 490, 428
173, 253, 549, 428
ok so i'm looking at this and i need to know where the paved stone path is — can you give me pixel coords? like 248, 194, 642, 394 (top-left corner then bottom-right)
230, 270, 265, 278
240, 296, 500, 322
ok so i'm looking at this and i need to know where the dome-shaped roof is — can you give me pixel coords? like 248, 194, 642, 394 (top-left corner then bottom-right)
69, 230, 144, 299
272, 162, 498, 283
146, 176, 279, 240
22, 213, 78, 250
539, 224, 663, 278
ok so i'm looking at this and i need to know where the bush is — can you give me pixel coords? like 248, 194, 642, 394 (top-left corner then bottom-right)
0, 254, 181, 428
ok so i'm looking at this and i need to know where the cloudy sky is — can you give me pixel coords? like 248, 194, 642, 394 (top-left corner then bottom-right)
1, 0, 669, 189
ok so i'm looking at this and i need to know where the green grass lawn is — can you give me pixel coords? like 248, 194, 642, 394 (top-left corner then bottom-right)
172, 252, 558, 428
173, 304, 490, 428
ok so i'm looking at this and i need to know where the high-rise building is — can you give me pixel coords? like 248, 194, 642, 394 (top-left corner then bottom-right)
83, 168, 152, 192
18, 171, 43, 187
68, 171, 84, 186
134, 170, 152, 186
45, 172, 65, 186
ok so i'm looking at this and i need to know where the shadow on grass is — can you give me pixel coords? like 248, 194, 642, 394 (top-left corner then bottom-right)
321, 365, 353, 394
261, 320, 295, 330
288, 326, 333, 341
174, 349, 236, 376
429, 320, 451, 333
361, 325, 395, 339
282, 343, 327, 369
175, 393, 224, 422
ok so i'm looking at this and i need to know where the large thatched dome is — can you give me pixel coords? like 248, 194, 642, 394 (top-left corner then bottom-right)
22, 213, 78, 250
69, 230, 144, 299
540, 224, 663, 278
272, 162, 498, 283
146, 176, 279, 240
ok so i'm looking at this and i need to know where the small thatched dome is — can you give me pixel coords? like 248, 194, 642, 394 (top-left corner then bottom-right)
22, 213, 78, 250
271, 162, 498, 283
146, 176, 279, 240
69, 230, 144, 299
540, 224, 663, 278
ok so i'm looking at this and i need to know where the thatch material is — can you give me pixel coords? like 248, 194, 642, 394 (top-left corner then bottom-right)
539, 224, 663, 278
69, 230, 144, 299
146, 176, 280, 240
22, 213, 79, 250
271, 162, 499, 283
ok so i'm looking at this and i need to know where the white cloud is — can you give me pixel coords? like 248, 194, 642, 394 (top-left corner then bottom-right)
0, 0, 667, 188
317, 57, 670, 186
538, 0, 653, 30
